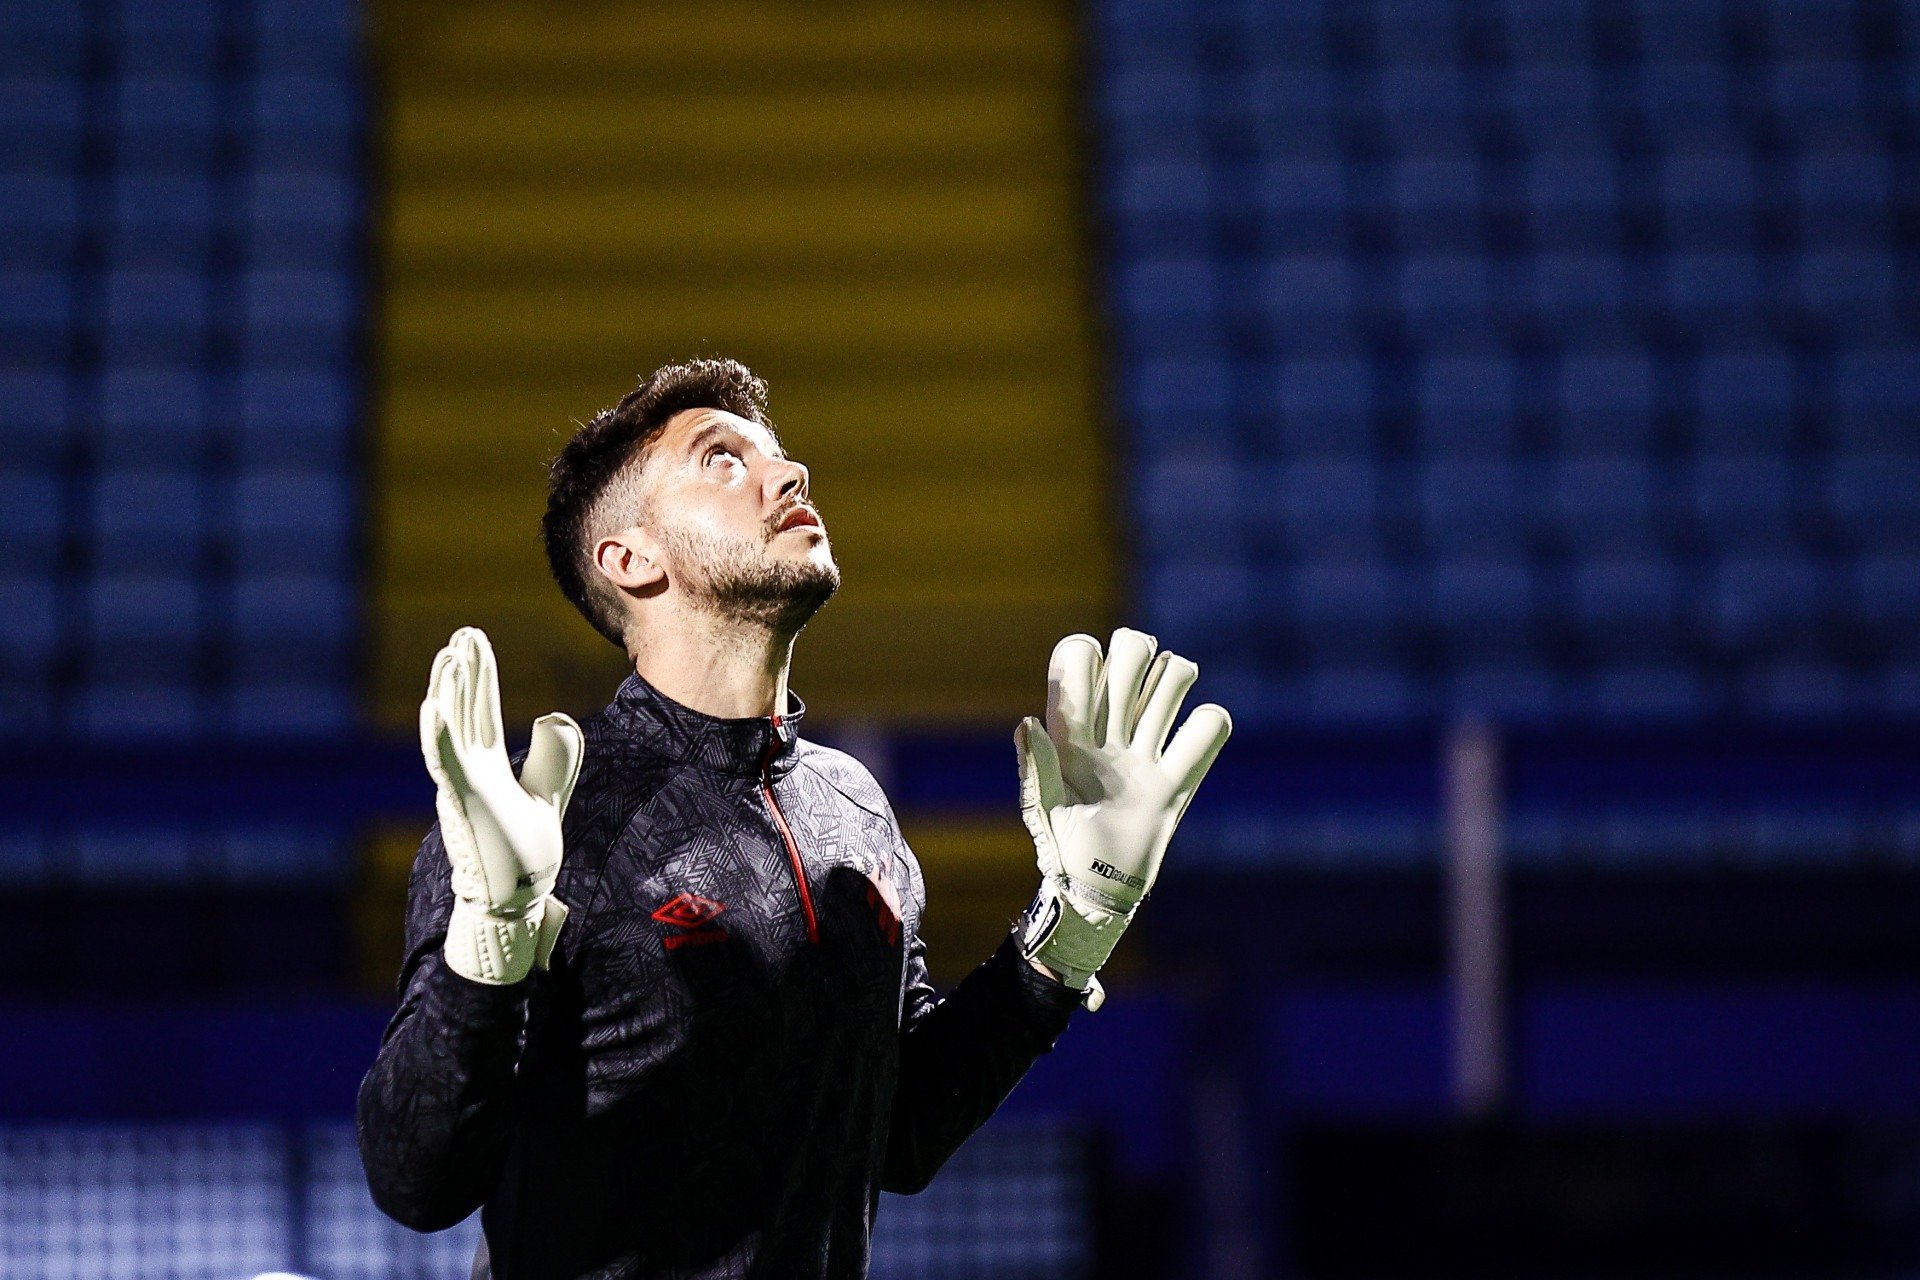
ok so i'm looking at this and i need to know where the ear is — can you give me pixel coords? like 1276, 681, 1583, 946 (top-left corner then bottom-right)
594, 527, 665, 591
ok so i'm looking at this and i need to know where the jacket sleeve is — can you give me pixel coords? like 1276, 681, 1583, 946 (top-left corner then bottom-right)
356, 820, 533, 1232
880, 841, 1084, 1195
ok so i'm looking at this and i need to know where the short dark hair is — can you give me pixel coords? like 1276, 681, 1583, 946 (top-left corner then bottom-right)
542, 357, 772, 649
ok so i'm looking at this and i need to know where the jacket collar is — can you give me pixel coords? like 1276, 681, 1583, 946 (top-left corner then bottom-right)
604, 668, 806, 780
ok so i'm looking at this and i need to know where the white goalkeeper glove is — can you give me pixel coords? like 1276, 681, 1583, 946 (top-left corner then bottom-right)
419, 626, 584, 986
1014, 628, 1232, 1011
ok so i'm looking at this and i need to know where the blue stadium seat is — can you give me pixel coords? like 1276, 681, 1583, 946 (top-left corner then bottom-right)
1447, 663, 1563, 723
1554, 351, 1658, 450
1530, 251, 1625, 324
110, 170, 219, 260
0, 369, 68, 463
1502, 63, 1600, 146
1415, 457, 1522, 552
0, 171, 78, 265
98, 365, 209, 460
1300, 664, 1421, 722
1136, 451, 1243, 560
70, 826, 198, 875
90, 468, 204, 555
1423, 555, 1536, 637
230, 573, 353, 644
1834, 350, 1920, 448
1126, 356, 1233, 442
1658, 148, 1755, 245
1118, 256, 1218, 324
1852, 556, 1920, 632
1109, 158, 1214, 228
236, 367, 355, 464
1524, 152, 1618, 244
1238, 67, 1338, 150
0, 575, 57, 667
1571, 556, 1685, 639
1694, 348, 1796, 450
0, 77, 82, 166
1287, 556, 1408, 644
1662, 250, 1763, 317
86, 574, 199, 646
1796, 248, 1896, 319
0, 471, 58, 571
1265, 354, 1375, 455
115, 77, 221, 164
242, 168, 358, 266
1584, 663, 1710, 721
103, 269, 211, 360
228, 683, 356, 737
1769, 59, 1865, 128
116, 0, 220, 71
1416, 353, 1517, 455
241, 269, 355, 360
249, 74, 358, 162
1264, 456, 1380, 553
1374, 68, 1470, 153
1688, 452, 1796, 548
1830, 452, 1920, 550
1258, 255, 1354, 334
1637, 61, 1733, 128
0, 270, 71, 357
1142, 559, 1254, 635
1251, 158, 1347, 248
1545, 453, 1660, 548
1703, 554, 1824, 646
1397, 254, 1489, 335
1743, 660, 1857, 719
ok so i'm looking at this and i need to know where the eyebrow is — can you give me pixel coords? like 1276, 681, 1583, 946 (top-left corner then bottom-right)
684, 420, 787, 462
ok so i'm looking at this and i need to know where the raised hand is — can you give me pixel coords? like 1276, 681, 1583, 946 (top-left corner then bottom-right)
1013, 628, 1232, 1010
420, 626, 584, 985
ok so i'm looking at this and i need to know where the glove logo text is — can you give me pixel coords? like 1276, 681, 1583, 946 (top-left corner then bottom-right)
1089, 859, 1147, 892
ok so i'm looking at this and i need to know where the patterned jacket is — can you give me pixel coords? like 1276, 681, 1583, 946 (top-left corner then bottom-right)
357, 668, 1085, 1279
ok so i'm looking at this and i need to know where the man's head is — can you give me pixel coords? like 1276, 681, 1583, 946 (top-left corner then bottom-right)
543, 358, 840, 654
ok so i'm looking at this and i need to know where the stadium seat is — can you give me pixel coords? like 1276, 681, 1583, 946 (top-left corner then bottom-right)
0, 77, 82, 166
115, 77, 221, 165
98, 365, 210, 460
0, 171, 79, 264
90, 467, 205, 556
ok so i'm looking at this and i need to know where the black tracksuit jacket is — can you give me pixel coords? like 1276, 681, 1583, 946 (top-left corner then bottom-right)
357, 669, 1086, 1279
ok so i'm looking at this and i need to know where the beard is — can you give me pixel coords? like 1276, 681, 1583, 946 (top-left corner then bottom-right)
658, 518, 841, 635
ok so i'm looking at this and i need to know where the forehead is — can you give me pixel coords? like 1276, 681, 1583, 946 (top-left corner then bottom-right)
658, 407, 785, 460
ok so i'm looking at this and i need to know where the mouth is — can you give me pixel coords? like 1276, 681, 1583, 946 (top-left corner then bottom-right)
775, 506, 822, 534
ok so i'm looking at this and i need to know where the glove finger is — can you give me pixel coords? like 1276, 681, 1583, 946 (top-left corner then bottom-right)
1015, 718, 1066, 879
1102, 628, 1158, 750
521, 712, 585, 815
441, 633, 473, 760
1133, 652, 1198, 759
1163, 702, 1233, 807
469, 627, 502, 752
419, 644, 456, 785
1046, 633, 1104, 747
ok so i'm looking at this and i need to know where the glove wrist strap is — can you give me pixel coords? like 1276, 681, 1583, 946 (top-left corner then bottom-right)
444, 894, 567, 987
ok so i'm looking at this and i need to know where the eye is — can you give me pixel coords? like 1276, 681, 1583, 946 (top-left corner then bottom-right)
705, 443, 742, 466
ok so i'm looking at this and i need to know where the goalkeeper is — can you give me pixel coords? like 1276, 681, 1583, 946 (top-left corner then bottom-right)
356, 358, 1231, 1279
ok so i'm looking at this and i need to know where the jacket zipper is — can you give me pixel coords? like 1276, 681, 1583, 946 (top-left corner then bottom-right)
758, 714, 820, 945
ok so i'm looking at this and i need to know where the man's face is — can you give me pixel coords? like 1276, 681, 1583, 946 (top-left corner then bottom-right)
637, 407, 840, 632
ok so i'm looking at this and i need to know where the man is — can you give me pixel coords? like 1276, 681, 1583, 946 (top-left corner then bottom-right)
357, 358, 1232, 1278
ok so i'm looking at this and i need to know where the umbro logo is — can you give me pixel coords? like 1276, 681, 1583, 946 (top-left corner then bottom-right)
653, 892, 728, 950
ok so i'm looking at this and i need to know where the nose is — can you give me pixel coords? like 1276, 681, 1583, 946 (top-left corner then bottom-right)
770, 457, 810, 504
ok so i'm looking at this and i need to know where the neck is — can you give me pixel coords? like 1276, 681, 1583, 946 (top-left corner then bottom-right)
629, 599, 796, 720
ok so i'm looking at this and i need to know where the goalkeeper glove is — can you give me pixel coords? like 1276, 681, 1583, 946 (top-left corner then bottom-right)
1014, 627, 1232, 1011
419, 626, 584, 986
